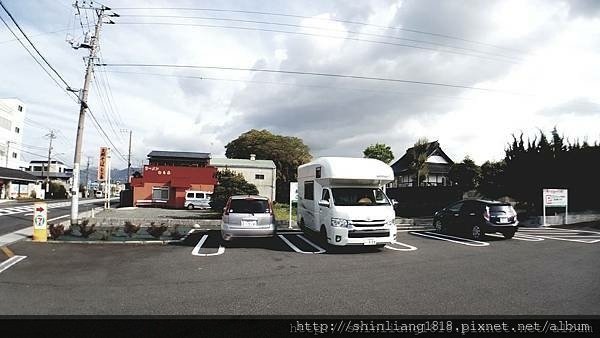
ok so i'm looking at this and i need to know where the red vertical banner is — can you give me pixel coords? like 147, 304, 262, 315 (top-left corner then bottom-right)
98, 147, 107, 181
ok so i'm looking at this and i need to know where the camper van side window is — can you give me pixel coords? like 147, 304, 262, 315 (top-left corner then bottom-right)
315, 167, 321, 178
322, 189, 330, 201
304, 181, 314, 200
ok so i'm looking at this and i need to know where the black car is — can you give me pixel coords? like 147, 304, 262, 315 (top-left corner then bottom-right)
432, 199, 519, 240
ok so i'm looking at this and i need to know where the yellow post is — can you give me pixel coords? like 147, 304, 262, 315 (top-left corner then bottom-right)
32, 202, 48, 242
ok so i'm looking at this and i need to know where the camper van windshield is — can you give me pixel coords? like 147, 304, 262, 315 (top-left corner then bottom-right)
331, 188, 390, 206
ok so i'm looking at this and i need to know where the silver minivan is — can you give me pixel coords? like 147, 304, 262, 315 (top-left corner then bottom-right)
185, 190, 212, 209
221, 195, 277, 241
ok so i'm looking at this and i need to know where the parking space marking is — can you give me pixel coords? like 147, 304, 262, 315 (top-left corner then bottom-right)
278, 235, 325, 254
191, 235, 225, 256
0, 255, 27, 274
384, 240, 418, 251
409, 231, 490, 247
517, 227, 600, 243
485, 233, 544, 241
296, 234, 326, 253
532, 236, 600, 244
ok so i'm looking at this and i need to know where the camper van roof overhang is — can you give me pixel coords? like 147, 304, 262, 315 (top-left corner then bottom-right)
299, 157, 394, 184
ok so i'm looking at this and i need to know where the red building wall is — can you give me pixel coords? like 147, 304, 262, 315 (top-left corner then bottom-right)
132, 165, 217, 208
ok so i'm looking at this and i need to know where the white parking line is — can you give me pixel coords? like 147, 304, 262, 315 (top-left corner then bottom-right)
410, 231, 490, 247
278, 234, 324, 254
486, 233, 545, 242
384, 240, 418, 251
191, 235, 225, 256
296, 234, 326, 253
532, 236, 600, 244
520, 227, 600, 235
0, 255, 27, 274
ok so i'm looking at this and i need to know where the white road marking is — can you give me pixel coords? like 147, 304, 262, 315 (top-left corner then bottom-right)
385, 240, 418, 251
410, 231, 490, 247
23, 213, 33, 216
278, 234, 324, 254
296, 234, 326, 253
0, 255, 27, 274
486, 233, 545, 242
277, 231, 303, 235
520, 227, 600, 235
191, 235, 225, 256
532, 236, 600, 244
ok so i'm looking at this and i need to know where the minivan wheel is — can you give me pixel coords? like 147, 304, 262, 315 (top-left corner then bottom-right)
434, 220, 444, 233
187, 204, 194, 210
503, 229, 516, 239
471, 225, 483, 240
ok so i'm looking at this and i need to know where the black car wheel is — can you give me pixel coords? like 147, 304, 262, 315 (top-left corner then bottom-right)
187, 204, 194, 210
471, 224, 483, 240
434, 219, 445, 233
503, 229, 516, 239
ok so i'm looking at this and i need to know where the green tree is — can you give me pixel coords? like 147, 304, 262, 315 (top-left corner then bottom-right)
410, 137, 430, 186
210, 169, 259, 212
363, 143, 394, 164
224, 129, 312, 201
448, 156, 481, 192
478, 160, 506, 198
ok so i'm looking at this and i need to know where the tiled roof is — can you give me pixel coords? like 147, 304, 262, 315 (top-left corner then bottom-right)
210, 158, 276, 169
0, 167, 39, 182
148, 151, 210, 159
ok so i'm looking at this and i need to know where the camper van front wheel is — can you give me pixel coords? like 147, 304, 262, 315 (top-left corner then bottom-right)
187, 204, 195, 210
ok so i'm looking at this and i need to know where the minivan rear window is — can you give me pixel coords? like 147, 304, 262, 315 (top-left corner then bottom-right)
229, 199, 269, 213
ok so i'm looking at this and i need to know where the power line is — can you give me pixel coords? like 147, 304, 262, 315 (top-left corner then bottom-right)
0, 0, 74, 90
113, 6, 526, 54
119, 14, 524, 62
97, 63, 525, 94
116, 21, 519, 64
98, 69, 479, 102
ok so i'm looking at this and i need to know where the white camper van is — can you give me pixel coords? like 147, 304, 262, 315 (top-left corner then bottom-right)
297, 157, 398, 247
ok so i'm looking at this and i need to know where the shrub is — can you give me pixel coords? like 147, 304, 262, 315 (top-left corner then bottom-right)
48, 224, 64, 240
147, 222, 168, 239
210, 169, 259, 212
124, 221, 141, 237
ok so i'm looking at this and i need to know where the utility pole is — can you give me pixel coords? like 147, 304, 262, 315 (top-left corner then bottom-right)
45, 130, 56, 195
120, 129, 132, 183
69, 2, 118, 226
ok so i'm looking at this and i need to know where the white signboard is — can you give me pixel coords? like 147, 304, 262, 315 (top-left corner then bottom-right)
542, 188, 568, 226
33, 202, 47, 230
543, 189, 568, 207
289, 182, 299, 203
288, 182, 298, 229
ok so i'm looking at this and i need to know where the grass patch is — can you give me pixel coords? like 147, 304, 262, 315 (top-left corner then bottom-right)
273, 203, 297, 222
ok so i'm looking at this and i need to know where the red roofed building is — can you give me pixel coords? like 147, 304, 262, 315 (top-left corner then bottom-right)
131, 151, 217, 208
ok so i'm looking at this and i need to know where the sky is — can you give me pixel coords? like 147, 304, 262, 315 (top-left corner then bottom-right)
1, 0, 599, 170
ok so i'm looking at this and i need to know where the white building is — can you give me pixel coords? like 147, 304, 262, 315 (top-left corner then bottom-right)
0, 98, 26, 169
25, 160, 73, 189
210, 155, 277, 201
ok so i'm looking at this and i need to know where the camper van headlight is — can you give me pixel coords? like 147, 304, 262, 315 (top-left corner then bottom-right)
331, 218, 349, 228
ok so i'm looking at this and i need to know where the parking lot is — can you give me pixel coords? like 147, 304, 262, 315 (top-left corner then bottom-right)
0, 224, 599, 315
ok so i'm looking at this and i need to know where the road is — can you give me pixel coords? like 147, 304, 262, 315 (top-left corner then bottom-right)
0, 199, 111, 236
0, 224, 599, 315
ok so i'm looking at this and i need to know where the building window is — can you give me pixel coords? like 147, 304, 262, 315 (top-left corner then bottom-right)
12, 152, 17, 158
14, 126, 20, 133
255, 174, 265, 180
303, 181, 314, 200
17, 105, 23, 112
152, 187, 169, 201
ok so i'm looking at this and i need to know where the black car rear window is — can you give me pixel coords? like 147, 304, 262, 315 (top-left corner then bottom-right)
229, 199, 268, 213
489, 205, 513, 213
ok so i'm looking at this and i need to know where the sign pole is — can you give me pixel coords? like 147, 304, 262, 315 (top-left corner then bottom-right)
542, 189, 546, 227
565, 190, 568, 225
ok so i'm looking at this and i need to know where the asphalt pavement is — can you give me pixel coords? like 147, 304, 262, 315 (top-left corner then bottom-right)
0, 224, 599, 315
